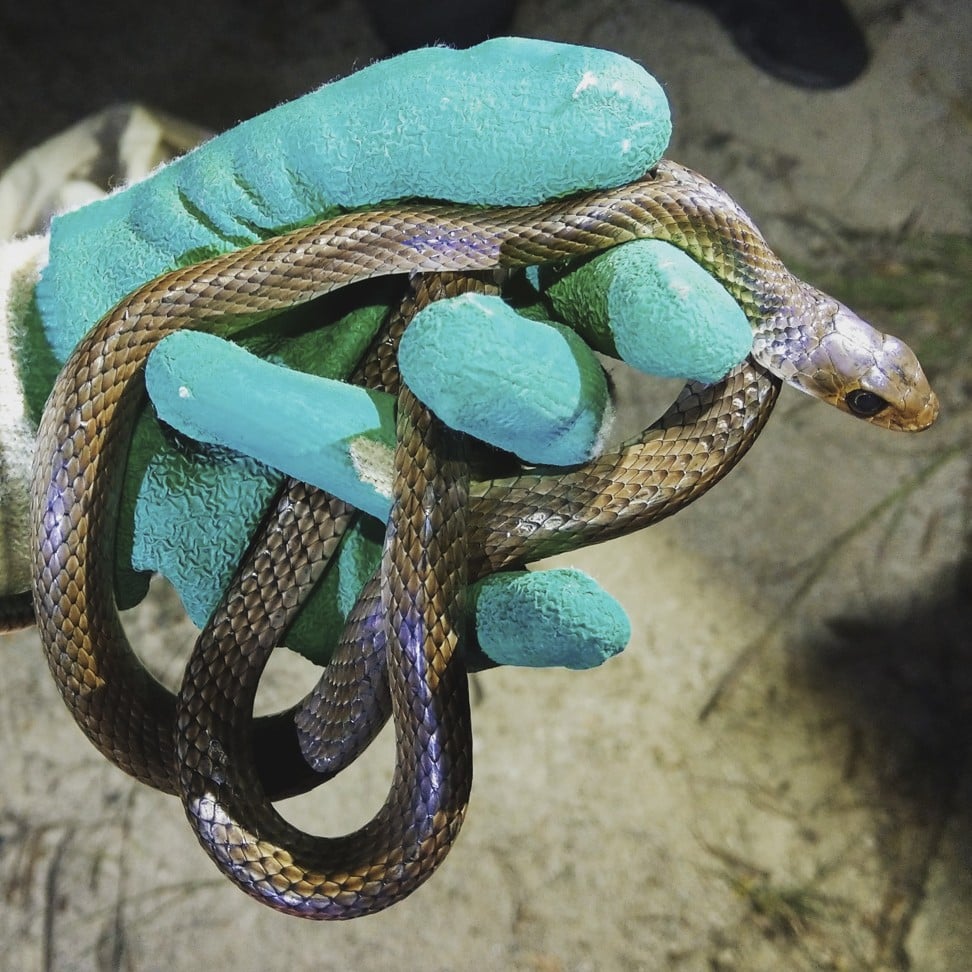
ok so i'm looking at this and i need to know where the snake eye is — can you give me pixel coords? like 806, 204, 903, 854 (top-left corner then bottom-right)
845, 388, 889, 418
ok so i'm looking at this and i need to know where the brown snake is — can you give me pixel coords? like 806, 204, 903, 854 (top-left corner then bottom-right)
15, 160, 937, 917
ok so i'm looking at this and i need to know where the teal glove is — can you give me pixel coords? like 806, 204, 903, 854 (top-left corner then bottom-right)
8, 39, 751, 669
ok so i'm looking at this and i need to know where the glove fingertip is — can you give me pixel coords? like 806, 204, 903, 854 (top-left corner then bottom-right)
470, 568, 630, 670
545, 239, 753, 382
399, 293, 610, 465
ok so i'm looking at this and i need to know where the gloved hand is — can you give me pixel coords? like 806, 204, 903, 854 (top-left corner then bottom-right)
1, 38, 751, 669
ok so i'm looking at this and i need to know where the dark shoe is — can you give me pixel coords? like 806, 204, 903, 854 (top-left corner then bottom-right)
676, 0, 870, 88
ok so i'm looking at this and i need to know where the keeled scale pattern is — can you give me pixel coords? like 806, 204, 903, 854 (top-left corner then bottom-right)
30, 161, 864, 915
177, 278, 477, 916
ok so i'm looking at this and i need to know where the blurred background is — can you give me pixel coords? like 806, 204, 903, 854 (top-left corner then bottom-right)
1, 1, 970, 969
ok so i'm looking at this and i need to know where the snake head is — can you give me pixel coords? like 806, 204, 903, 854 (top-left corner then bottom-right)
792, 301, 939, 432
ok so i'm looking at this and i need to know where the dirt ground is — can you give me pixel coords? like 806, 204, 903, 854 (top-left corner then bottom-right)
1, 1, 970, 970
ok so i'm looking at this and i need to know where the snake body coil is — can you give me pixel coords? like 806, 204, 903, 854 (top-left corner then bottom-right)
25, 161, 937, 917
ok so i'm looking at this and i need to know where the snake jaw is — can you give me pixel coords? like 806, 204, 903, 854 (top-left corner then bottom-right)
863, 384, 939, 432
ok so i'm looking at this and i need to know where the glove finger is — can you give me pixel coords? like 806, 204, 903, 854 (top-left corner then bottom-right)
468, 567, 631, 670
538, 238, 753, 383
292, 558, 632, 673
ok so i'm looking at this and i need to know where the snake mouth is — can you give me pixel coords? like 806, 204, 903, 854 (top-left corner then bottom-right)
858, 387, 940, 432
896, 389, 940, 432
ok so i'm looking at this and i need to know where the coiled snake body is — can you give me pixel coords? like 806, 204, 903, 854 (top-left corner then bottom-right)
15, 161, 937, 917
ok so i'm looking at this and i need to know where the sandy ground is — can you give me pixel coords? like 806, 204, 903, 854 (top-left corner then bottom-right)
1, 1, 970, 969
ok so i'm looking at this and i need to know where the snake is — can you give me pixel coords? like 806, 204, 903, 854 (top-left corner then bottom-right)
14, 159, 937, 917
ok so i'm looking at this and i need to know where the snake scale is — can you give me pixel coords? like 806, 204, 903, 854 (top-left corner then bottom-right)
9, 159, 938, 917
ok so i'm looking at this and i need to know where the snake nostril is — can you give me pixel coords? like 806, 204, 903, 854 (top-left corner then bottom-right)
845, 388, 889, 418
